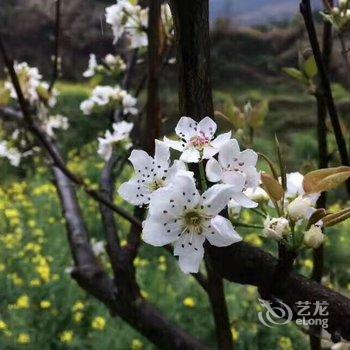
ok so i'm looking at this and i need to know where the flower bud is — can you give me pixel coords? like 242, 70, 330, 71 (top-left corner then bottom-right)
287, 196, 311, 221
263, 217, 289, 241
303, 225, 325, 249
332, 7, 340, 15
245, 187, 269, 203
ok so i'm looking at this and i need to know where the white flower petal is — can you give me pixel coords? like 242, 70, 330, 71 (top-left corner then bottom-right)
244, 166, 260, 189
221, 171, 245, 189
149, 174, 200, 217
205, 158, 222, 183
174, 234, 205, 273
148, 187, 184, 218
231, 192, 258, 208
197, 117, 217, 139
129, 149, 153, 175
205, 215, 242, 247
163, 136, 184, 152
238, 149, 258, 167
118, 179, 151, 206
175, 117, 198, 140
201, 184, 235, 215
211, 131, 232, 148
180, 148, 201, 163
203, 145, 218, 159
154, 140, 170, 166
218, 139, 240, 169
142, 218, 181, 246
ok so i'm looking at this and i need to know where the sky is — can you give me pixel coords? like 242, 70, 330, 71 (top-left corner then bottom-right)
210, 0, 322, 26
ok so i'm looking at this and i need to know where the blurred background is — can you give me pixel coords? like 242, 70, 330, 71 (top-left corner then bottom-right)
0, 0, 349, 349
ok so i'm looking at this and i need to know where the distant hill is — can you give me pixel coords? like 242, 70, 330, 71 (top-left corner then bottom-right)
210, 0, 322, 25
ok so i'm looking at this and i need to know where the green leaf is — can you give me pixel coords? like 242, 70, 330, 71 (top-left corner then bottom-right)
275, 135, 287, 191
303, 56, 318, 79
283, 67, 308, 84
247, 100, 269, 128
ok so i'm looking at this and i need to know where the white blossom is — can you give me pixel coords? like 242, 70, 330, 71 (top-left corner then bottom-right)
5, 62, 58, 108
118, 140, 188, 206
80, 85, 138, 115
83, 54, 100, 78
106, 0, 148, 48
0, 141, 21, 166
91, 239, 106, 256
164, 116, 231, 163
287, 196, 314, 222
80, 100, 94, 115
303, 225, 325, 249
206, 138, 260, 208
42, 115, 69, 138
263, 216, 289, 241
142, 173, 242, 273
104, 54, 126, 71
98, 121, 133, 161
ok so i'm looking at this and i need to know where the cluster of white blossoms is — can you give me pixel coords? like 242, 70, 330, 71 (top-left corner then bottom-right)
5, 62, 58, 108
41, 114, 69, 138
118, 116, 260, 273
1, 62, 69, 167
0, 141, 21, 167
106, 1, 173, 49
262, 172, 324, 249
80, 85, 138, 116
83, 53, 126, 78
97, 121, 133, 161
106, 0, 148, 48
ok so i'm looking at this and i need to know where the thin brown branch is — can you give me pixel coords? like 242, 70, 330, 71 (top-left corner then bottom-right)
49, 0, 61, 92
99, 154, 123, 277
300, 0, 350, 194
310, 5, 332, 348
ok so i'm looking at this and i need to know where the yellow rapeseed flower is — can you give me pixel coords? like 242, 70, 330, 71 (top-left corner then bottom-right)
131, 339, 144, 350
40, 300, 51, 309
91, 316, 106, 331
303, 259, 314, 270
73, 312, 84, 324
59, 330, 74, 344
0, 320, 8, 331
183, 297, 196, 308
230, 327, 239, 342
29, 279, 41, 287
72, 301, 85, 312
140, 290, 149, 299
17, 333, 30, 345
12, 295, 30, 309
278, 336, 293, 350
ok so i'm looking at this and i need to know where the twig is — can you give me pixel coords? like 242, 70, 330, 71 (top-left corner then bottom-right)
310, 6, 332, 348
99, 154, 123, 277
49, 0, 61, 92
300, 0, 350, 194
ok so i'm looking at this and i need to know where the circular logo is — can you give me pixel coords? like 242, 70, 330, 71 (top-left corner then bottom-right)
257, 298, 293, 328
